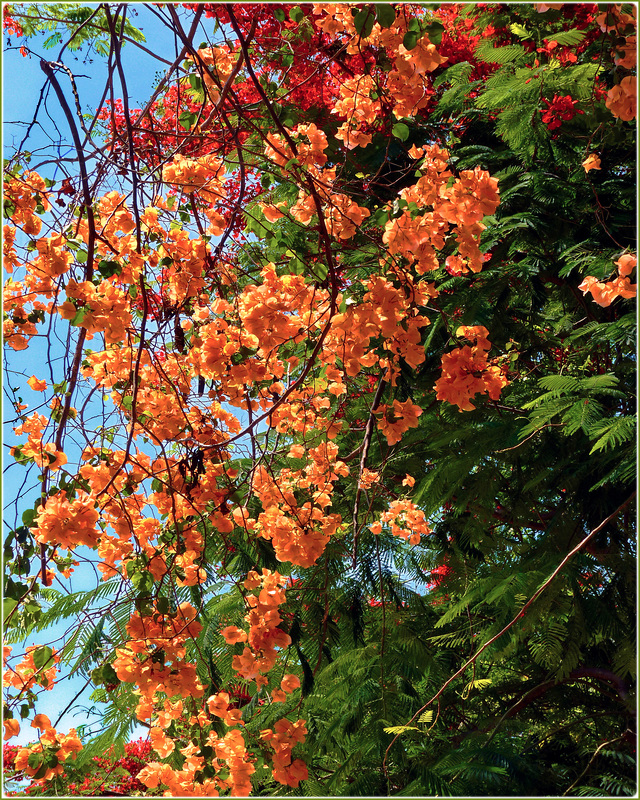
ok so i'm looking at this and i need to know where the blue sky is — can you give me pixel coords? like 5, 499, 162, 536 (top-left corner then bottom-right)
3, 4, 188, 160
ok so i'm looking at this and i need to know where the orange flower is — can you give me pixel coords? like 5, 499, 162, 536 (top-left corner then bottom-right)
221, 626, 248, 644
31, 713, 52, 730
207, 692, 231, 717
27, 376, 47, 391
582, 154, 601, 173
150, 726, 176, 758
3, 719, 20, 740
435, 329, 508, 411
57, 729, 83, 761
358, 468, 380, 490
281, 674, 300, 693
137, 762, 167, 789
606, 76, 636, 121
616, 253, 636, 277
579, 253, 638, 307
376, 399, 423, 445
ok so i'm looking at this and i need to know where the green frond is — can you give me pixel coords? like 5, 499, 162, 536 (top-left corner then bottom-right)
588, 416, 636, 454
549, 29, 587, 46
475, 40, 527, 66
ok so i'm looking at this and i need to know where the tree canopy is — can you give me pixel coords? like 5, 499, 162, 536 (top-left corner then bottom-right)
2, 2, 636, 797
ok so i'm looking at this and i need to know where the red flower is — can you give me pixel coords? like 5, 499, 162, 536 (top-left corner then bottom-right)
541, 94, 584, 130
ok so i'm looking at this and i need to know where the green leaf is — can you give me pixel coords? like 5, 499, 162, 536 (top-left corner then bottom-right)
46, 753, 59, 769
548, 29, 587, 46
354, 7, 375, 39
475, 40, 527, 65
588, 416, 636, 454
70, 307, 87, 326
509, 23, 532, 39
131, 571, 154, 593
392, 123, 410, 141
384, 725, 420, 734
97, 260, 121, 278
156, 596, 170, 614
371, 208, 390, 226
426, 20, 444, 45
28, 752, 43, 769
22, 508, 37, 527
376, 4, 396, 29
43, 32, 62, 49
32, 645, 53, 671
3, 599, 17, 621
402, 30, 420, 51
289, 6, 304, 23
178, 111, 198, 131
33, 763, 49, 780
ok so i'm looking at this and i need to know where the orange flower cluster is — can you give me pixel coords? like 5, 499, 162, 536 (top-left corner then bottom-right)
358, 468, 380, 490
331, 75, 380, 149
162, 153, 227, 204
59, 278, 131, 343
2, 11, 509, 788
597, 6, 637, 120
3, 225, 20, 274
376, 399, 423, 445
4, 171, 50, 236
606, 75, 637, 121
187, 45, 236, 104
578, 253, 637, 306
13, 715, 82, 783
31, 491, 99, 550
312, 5, 447, 119
113, 601, 204, 723
230, 569, 292, 682
263, 136, 371, 240
3, 645, 59, 693
12, 412, 67, 471
247, 446, 346, 567
131, 569, 304, 796
370, 499, 432, 545
384, 144, 499, 276
3, 227, 78, 350
3, 275, 49, 351
238, 262, 319, 354
158, 226, 212, 302
264, 123, 329, 170
435, 325, 509, 411
260, 718, 309, 788
325, 275, 435, 386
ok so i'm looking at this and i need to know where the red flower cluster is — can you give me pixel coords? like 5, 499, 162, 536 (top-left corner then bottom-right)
3, 6, 23, 36
3, 738, 151, 796
541, 94, 584, 129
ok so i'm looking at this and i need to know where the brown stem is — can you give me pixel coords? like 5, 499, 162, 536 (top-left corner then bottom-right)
352, 375, 387, 566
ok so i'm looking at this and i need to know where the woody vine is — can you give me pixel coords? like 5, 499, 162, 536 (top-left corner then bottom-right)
2, 2, 637, 797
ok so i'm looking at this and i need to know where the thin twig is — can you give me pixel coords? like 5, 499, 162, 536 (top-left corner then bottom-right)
352, 375, 387, 566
